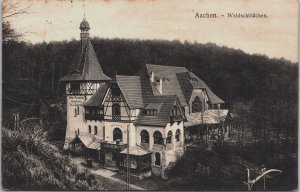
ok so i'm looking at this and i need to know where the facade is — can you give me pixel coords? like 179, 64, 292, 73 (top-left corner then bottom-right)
61, 19, 229, 179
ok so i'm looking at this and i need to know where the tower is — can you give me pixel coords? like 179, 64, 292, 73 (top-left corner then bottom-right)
80, 18, 90, 53
60, 18, 111, 149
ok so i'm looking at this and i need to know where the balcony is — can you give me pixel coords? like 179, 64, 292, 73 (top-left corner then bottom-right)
101, 141, 127, 151
85, 113, 104, 121
112, 115, 121, 121
170, 115, 183, 124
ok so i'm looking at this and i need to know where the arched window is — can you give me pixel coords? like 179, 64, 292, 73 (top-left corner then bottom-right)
167, 131, 172, 144
94, 126, 98, 135
153, 131, 163, 145
192, 96, 202, 113
113, 128, 123, 142
155, 152, 161, 166
140, 130, 149, 143
88, 125, 91, 133
112, 104, 121, 116
176, 129, 181, 142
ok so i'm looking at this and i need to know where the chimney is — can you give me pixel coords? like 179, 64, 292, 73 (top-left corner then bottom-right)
151, 72, 155, 82
159, 78, 163, 94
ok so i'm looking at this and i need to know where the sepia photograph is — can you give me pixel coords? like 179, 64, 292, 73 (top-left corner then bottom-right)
1, 0, 298, 191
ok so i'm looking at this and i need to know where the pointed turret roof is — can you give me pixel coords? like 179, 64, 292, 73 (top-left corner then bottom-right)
60, 40, 111, 81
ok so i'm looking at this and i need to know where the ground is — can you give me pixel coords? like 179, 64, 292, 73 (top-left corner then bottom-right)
70, 155, 166, 190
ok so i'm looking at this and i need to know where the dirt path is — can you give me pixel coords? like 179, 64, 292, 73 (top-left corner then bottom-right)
72, 157, 145, 190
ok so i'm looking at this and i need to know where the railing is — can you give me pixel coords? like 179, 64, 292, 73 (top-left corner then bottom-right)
85, 113, 104, 121
170, 115, 183, 124
112, 115, 121, 121
101, 141, 127, 151
140, 143, 150, 150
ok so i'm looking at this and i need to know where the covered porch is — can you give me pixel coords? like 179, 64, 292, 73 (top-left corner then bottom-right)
119, 145, 152, 179
184, 109, 231, 144
69, 133, 101, 167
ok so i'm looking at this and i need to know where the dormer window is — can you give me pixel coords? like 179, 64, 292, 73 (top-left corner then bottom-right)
145, 103, 162, 116
190, 77, 198, 82
171, 106, 178, 116
146, 109, 157, 116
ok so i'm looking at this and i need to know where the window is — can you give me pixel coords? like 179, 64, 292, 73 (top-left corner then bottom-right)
171, 106, 177, 116
70, 82, 80, 94
94, 126, 98, 135
207, 101, 212, 109
146, 109, 157, 116
88, 125, 91, 133
77, 129, 80, 136
176, 129, 181, 142
113, 128, 123, 142
112, 104, 121, 116
190, 77, 198, 82
155, 152, 161, 166
74, 106, 80, 117
192, 96, 202, 113
140, 130, 149, 143
167, 131, 172, 144
153, 131, 163, 145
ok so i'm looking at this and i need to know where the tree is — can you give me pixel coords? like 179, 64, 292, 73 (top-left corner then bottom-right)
2, 0, 31, 43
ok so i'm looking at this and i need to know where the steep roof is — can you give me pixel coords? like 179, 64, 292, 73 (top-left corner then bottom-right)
135, 95, 178, 127
116, 75, 144, 109
146, 64, 188, 76
176, 72, 194, 103
145, 103, 163, 110
146, 64, 224, 104
177, 72, 224, 104
83, 84, 109, 106
60, 40, 111, 81
146, 64, 189, 106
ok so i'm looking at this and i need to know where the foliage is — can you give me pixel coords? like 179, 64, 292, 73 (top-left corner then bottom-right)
2, 126, 105, 190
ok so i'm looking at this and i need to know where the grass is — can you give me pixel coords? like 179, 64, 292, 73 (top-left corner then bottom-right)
2, 126, 106, 190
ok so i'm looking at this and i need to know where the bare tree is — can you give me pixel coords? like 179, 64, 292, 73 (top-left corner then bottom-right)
2, 0, 32, 43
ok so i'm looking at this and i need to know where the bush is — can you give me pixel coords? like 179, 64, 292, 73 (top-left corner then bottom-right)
2, 126, 105, 190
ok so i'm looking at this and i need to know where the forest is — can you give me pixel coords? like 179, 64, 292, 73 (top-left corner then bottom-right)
2, 6, 298, 190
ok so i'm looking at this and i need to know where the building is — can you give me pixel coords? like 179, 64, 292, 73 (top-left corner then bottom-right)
61, 18, 229, 179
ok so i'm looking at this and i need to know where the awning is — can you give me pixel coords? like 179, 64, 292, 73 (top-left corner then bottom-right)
185, 109, 229, 127
70, 133, 101, 150
120, 145, 152, 156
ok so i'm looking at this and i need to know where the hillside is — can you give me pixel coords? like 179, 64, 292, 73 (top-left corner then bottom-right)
3, 38, 298, 141
2, 125, 105, 190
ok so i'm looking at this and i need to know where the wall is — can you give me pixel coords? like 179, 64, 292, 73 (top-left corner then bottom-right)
103, 121, 136, 147
188, 89, 209, 114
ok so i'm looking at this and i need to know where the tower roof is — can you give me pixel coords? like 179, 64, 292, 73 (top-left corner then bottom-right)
60, 40, 111, 81
80, 18, 90, 30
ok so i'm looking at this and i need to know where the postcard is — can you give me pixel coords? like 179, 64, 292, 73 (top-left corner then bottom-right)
2, 0, 298, 191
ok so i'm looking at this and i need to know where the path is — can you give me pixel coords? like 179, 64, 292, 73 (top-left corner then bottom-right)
72, 157, 145, 190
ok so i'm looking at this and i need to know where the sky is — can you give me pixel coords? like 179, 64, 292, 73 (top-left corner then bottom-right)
5, 0, 299, 62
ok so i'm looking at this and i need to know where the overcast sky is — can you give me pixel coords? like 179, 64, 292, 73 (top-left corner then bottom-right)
7, 0, 298, 62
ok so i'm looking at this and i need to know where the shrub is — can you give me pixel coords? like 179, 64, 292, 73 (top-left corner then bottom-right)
2, 126, 105, 190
